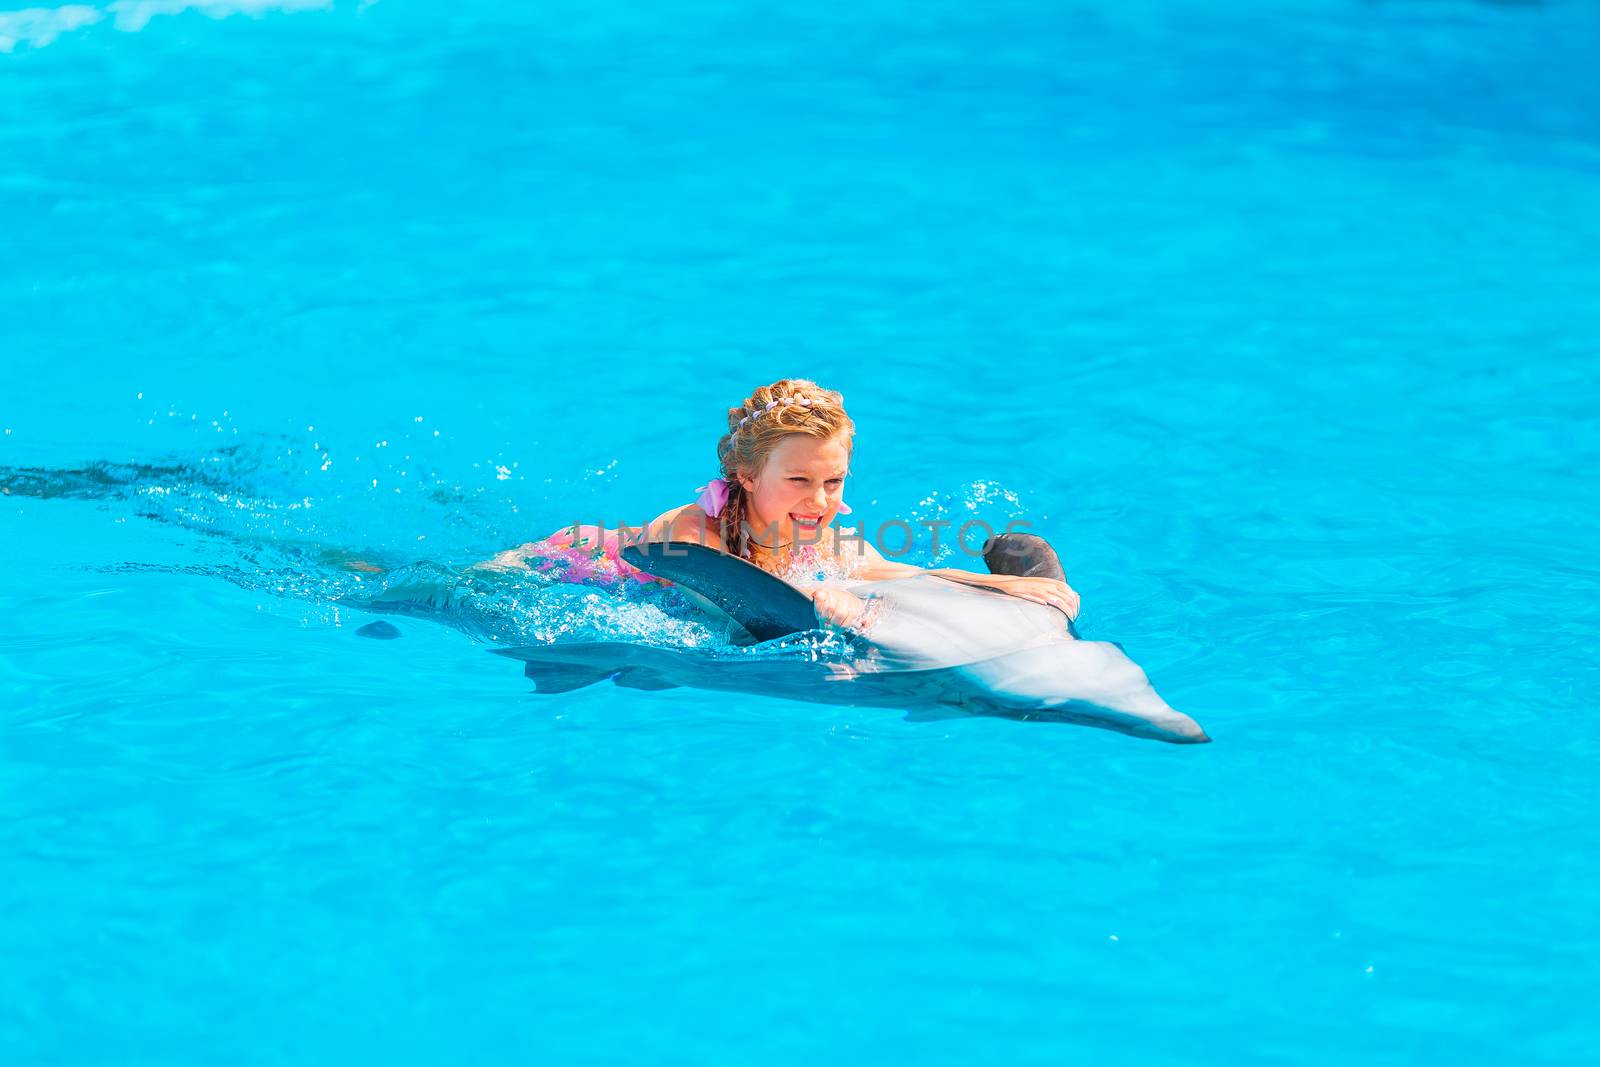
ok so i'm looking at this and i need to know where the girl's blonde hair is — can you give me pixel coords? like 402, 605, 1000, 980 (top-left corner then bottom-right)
715, 378, 855, 559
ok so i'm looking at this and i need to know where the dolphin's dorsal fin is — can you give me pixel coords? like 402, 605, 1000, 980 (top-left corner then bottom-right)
621, 541, 817, 642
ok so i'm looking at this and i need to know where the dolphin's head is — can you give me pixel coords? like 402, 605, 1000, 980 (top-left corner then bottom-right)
960, 639, 1210, 744
843, 574, 1209, 744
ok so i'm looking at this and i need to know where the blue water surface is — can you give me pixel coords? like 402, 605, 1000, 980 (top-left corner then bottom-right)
3, 1, 1598, 1063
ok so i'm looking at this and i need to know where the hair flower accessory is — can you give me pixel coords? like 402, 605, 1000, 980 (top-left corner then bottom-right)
735, 393, 822, 435
695, 477, 731, 518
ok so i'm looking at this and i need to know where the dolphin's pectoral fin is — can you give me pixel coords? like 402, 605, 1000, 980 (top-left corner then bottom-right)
521, 661, 615, 693
499, 642, 690, 695
505, 643, 641, 693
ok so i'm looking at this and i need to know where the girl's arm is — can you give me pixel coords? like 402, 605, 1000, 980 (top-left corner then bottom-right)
850, 534, 1081, 619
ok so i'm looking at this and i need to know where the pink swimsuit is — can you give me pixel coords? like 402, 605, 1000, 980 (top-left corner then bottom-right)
525, 524, 662, 586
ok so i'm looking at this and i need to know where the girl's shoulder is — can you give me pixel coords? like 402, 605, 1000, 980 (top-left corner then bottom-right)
647, 503, 725, 550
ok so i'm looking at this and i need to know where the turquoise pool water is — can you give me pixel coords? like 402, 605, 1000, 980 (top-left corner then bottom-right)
3, 1, 1598, 1062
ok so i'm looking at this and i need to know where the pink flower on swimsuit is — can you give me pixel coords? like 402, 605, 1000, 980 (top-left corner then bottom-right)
528, 524, 661, 586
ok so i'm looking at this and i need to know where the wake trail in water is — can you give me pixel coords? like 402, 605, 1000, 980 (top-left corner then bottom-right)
0, 447, 736, 650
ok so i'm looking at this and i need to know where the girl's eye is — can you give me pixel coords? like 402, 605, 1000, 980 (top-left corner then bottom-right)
825, 480, 843, 487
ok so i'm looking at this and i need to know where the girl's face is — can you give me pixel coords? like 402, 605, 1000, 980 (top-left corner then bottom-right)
738, 433, 851, 546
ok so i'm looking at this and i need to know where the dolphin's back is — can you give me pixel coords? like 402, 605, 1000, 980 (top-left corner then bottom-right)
844, 573, 1072, 672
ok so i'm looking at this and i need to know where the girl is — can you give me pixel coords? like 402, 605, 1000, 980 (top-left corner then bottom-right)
485, 378, 1080, 630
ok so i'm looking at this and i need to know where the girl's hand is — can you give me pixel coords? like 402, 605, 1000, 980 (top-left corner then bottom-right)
813, 587, 872, 631
991, 575, 1080, 619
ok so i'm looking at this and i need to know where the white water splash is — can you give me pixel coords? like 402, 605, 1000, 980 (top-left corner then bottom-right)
108, 0, 331, 33
0, 0, 345, 51
0, 6, 101, 52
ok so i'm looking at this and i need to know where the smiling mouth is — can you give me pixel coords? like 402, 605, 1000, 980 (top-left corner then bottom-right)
790, 513, 823, 524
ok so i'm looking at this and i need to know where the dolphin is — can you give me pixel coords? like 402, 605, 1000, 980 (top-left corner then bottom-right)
494, 539, 1210, 745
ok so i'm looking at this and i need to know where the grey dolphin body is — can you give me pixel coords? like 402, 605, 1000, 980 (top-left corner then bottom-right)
495, 541, 1210, 745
